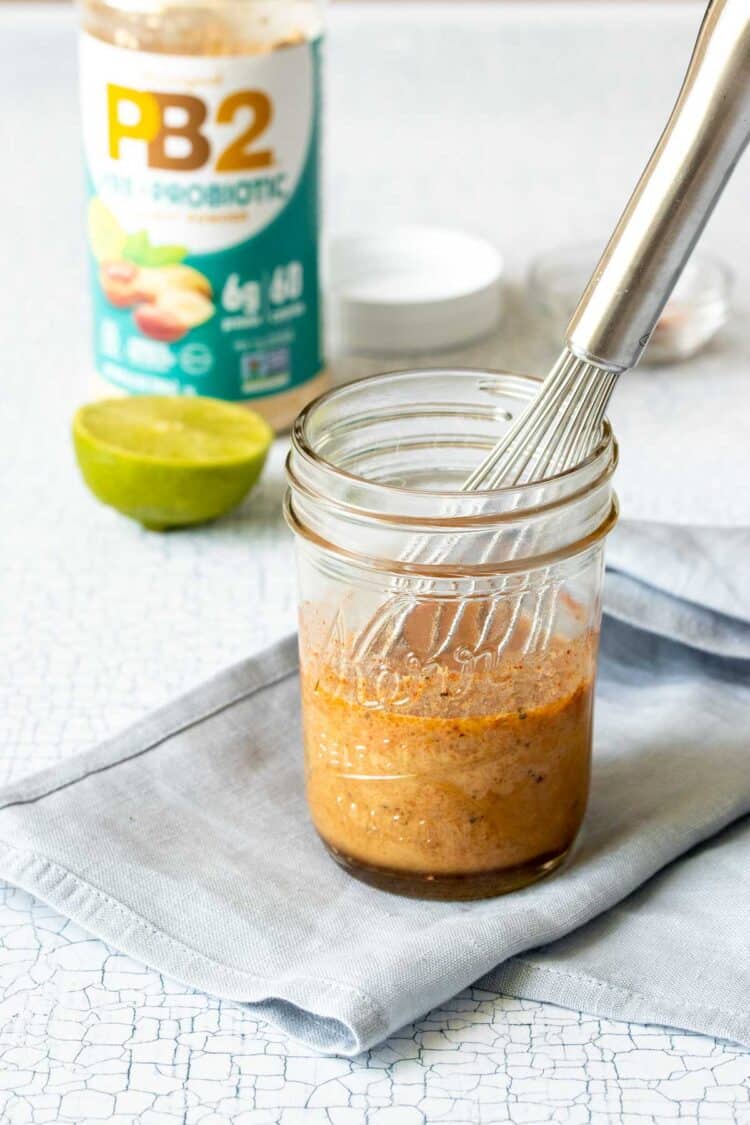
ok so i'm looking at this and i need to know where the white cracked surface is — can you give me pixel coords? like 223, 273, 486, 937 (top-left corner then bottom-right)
2, 2, 750, 1121
3, 878, 750, 1125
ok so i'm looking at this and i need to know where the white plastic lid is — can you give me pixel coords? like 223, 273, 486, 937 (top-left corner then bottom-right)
328, 226, 504, 355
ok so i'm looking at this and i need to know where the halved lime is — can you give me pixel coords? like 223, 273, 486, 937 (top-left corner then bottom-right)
73, 397, 274, 530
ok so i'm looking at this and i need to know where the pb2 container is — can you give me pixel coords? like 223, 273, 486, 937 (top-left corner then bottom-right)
286, 370, 618, 900
79, 0, 327, 430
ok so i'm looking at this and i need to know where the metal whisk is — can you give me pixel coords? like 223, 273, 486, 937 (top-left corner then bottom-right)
355, 0, 750, 662
461, 352, 617, 490
351, 352, 614, 661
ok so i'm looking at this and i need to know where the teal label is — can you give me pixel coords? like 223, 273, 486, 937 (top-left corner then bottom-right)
80, 33, 322, 400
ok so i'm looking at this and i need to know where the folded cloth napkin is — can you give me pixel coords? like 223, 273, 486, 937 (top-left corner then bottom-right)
0, 591, 748, 1054
605, 522, 750, 658
609, 523, 750, 624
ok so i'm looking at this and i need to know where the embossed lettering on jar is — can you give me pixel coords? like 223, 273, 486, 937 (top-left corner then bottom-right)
286, 370, 618, 900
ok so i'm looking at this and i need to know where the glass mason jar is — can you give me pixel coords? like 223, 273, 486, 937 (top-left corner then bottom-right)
79, 0, 327, 431
286, 370, 618, 901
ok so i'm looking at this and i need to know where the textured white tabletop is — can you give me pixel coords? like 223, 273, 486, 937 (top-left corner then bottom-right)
2, 2, 750, 1122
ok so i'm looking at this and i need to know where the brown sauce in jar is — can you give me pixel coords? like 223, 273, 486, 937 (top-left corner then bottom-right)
300, 600, 596, 899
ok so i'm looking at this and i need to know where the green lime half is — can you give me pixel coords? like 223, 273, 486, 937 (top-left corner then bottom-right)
73, 396, 274, 530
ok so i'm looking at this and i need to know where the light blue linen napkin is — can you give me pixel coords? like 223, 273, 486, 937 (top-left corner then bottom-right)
0, 548, 748, 1053
605, 522, 750, 658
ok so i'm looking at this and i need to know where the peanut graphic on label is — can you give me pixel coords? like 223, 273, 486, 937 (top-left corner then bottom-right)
90, 199, 215, 344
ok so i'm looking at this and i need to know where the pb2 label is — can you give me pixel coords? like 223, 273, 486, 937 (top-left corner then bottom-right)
80, 33, 322, 401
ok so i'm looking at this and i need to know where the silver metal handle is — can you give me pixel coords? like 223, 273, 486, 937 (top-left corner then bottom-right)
567, 0, 750, 372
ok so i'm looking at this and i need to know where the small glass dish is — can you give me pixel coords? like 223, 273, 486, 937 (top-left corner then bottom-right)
529, 242, 732, 365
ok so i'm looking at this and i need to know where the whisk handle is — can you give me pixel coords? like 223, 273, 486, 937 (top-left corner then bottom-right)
567, 0, 750, 372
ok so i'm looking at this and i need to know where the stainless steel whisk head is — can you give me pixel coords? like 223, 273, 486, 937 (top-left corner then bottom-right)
350, 349, 618, 664
463, 351, 617, 490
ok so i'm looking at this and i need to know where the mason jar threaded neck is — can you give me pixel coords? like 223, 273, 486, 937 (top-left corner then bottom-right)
286, 369, 618, 576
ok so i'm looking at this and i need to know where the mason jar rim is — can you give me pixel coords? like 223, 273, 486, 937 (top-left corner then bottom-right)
289, 368, 617, 526
285, 368, 618, 577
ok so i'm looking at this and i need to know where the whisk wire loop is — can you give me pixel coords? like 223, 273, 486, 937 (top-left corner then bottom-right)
350, 348, 620, 663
